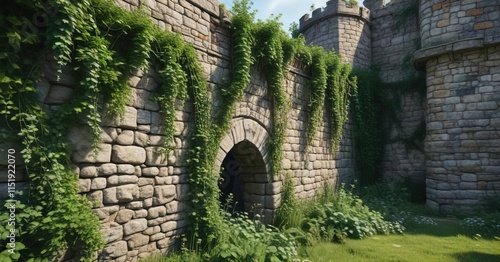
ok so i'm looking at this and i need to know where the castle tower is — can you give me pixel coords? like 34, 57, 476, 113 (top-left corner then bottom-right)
414, 0, 500, 212
299, 0, 371, 68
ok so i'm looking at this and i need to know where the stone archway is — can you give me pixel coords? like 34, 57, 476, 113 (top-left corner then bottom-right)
215, 118, 281, 223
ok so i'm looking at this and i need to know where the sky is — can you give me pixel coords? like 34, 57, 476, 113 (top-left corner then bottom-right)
218, 0, 333, 33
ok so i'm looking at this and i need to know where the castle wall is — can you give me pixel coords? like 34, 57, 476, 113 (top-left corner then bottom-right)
369, 0, 426, 200
298, 0, 371, 184
299, 0, 371, 68
27, 0, 346, 260
415, 0, 500, 212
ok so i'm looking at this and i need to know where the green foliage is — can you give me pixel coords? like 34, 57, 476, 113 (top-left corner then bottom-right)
359, 181, 439, 229
327, 57, 354, 152
274, 175, 302, 229
210, 211, 297, 262
302, 184, 404, 242
306, 47, 328, 144
351, 68, 383, 184
252, 17, 291, 177
230, 0, 355, 178
343, 0, 358, 7
288, 22, 300, 38
0, 0, 208, 259
146, 210, 298, 262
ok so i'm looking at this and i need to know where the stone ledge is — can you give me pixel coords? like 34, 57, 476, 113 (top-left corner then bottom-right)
413, 37, 500, 70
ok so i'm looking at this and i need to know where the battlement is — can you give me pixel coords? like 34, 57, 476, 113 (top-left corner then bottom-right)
299, 0, 370, 32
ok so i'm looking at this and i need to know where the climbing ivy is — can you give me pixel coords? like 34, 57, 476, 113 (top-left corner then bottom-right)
351, 68, 383, 184
253, 18, 291, 177
307, 47, 328, 144
0, 0, 202, 259
0, 0, 361, 259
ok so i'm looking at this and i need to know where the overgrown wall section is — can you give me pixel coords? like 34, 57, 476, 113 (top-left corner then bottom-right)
33, 0, 350, 261
369, 0, 426, 200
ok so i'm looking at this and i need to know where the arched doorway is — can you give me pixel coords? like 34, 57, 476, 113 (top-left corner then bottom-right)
215, 118, 282, 223
219, 141, 268, 216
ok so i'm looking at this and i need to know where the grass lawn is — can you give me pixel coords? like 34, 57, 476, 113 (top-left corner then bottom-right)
300, 220, 500, 262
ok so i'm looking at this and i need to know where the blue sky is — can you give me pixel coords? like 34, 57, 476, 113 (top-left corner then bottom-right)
218, 0, 332, 33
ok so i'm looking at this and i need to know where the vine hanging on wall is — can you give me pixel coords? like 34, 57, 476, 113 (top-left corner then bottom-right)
1, 1, 363, 260
0, 0, 212, 259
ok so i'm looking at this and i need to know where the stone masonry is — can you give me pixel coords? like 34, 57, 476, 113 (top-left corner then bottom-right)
21, 0, 344, 261
302, 0, 500, 211
415, 0, 500, 213
1, 0, 499, 261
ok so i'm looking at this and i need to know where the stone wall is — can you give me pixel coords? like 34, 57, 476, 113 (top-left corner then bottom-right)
298, 0, 371, 184
368, 0, 426, 200
415, 0, 500, 212
26, 0, 350, 261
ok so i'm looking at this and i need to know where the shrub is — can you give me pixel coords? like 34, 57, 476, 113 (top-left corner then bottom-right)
302, 184, 404, 243
211, 211, 297, 262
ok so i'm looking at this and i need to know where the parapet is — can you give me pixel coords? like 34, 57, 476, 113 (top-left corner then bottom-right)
299, 0, 370, 32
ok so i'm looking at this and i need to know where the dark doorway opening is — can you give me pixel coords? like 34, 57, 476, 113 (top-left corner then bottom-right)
219, 147, 245, 212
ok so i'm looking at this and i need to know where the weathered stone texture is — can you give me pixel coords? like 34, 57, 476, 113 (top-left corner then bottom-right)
424, 45, 500, 213
299, 0, 371, 68
19, 1, 498, 262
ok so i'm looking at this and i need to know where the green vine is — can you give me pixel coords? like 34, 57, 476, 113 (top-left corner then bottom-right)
351, 68, 383, 185
327, 60, 355, 152
1, 0, 364, 260
253, 18, 291, 177
306, 47, 328, 144
0, 0, 199, 259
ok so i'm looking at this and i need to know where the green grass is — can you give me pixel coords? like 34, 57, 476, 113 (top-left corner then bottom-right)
299, 220, 500, 262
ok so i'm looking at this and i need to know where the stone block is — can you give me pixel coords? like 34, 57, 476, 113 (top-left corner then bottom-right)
153, 185, 176, 205
473, 21, 493, 30
45, 85, 74, 104
143, 167, 160, 177
265, 181, 282, 195
123, 218, 148, 235
245, 183, 265, 195
134, 132, 149, 146
103, 187, 118, 204
108, 175, 139, 186
101, 225, 123, 243
79, 179, 91, 193
139, 185, 154, 199
459, 182, 477, 190
103, 106, 137, 129
88, 191, 103, 207
116, 184, 139, 202
92, 205, 119, 221
160, 221, 177, 233
72, 143, 112, 163
137, 109, 152, 125
175, 184, 189, 201
116, 130, 135, 145
116, 209, 134, 224
101, 240, 128, 258
117, 164, 135, 175
99, 163, 117, 176
112, 145, 146, 164
126, 233, 149, 249
91, 177, 107, 190
145, 147, 168, 166
461, 173, 477, 182
148, 206, 167, 219
80, 166, 98, 178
